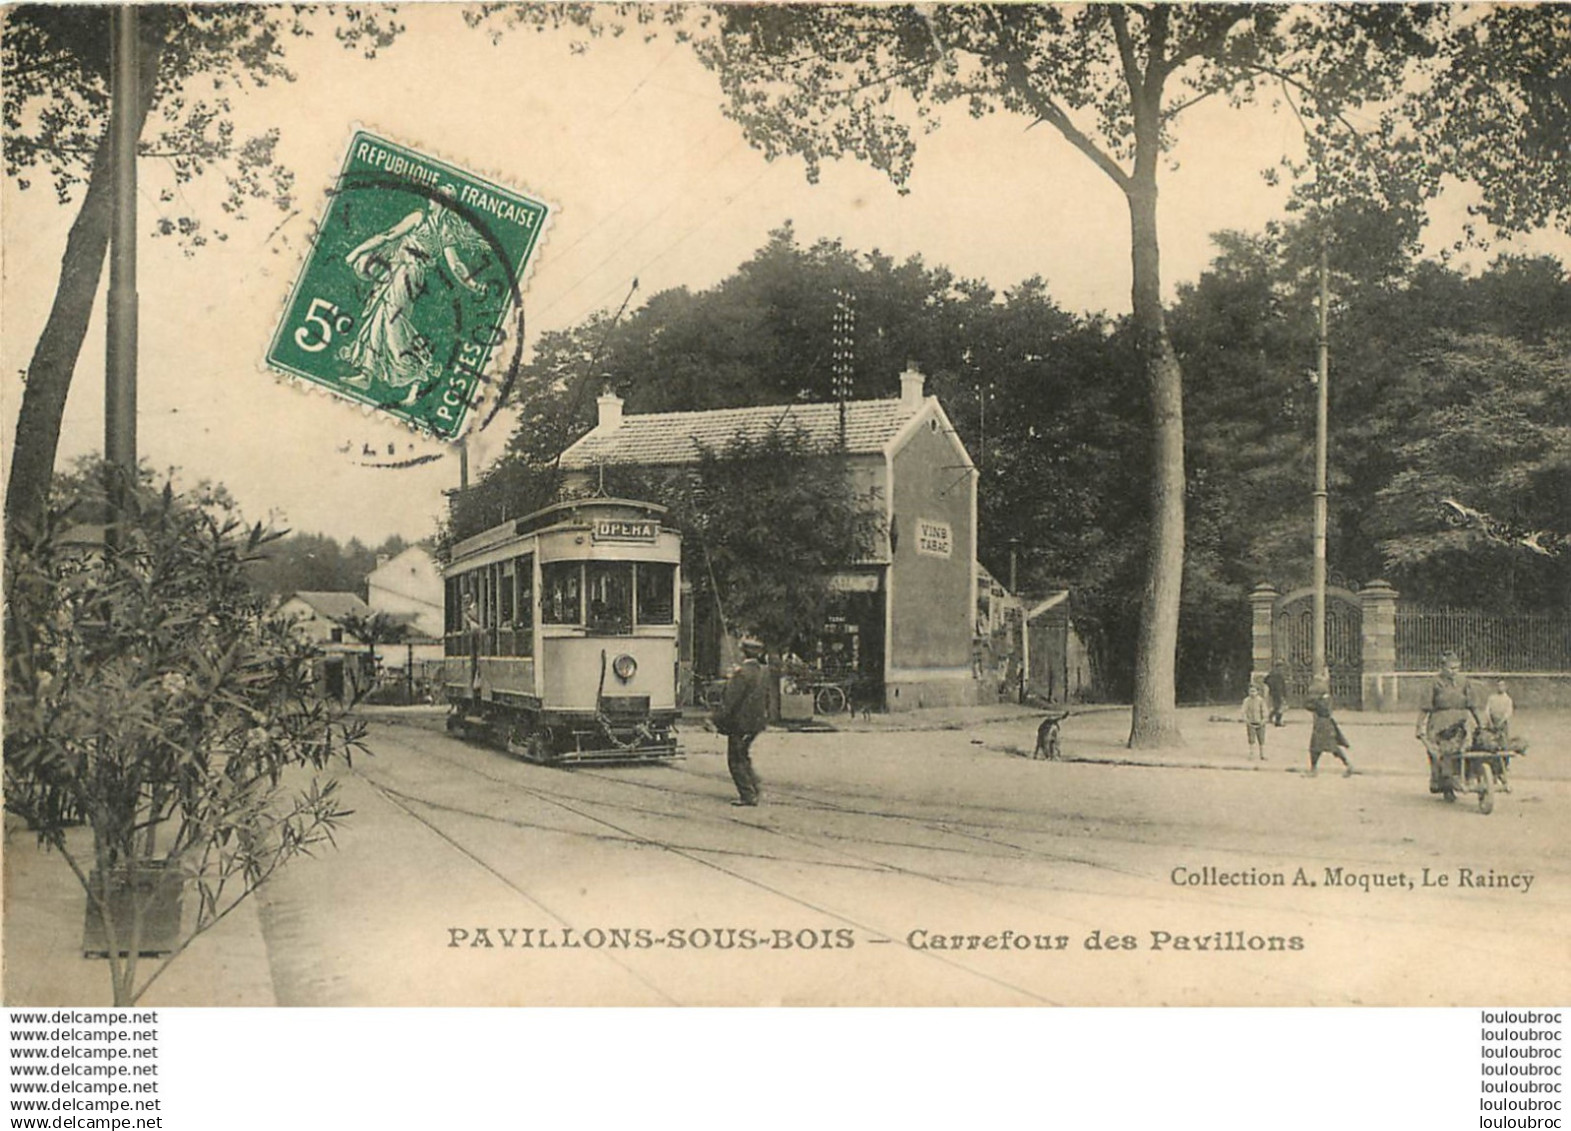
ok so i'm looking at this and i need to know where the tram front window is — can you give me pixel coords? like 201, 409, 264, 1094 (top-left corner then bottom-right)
586, 562, 633, 635
542, 561, 582, 625
636, 562, 675, 625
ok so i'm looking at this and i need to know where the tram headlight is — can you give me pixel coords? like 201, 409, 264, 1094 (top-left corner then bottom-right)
612, 653, 638, 682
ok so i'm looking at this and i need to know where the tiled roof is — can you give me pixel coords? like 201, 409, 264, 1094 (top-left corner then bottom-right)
284, 591, 375, 623
559, 397, 924, 470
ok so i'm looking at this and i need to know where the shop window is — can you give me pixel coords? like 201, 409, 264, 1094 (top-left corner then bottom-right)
586, 562, 633, 635
636, 562, 675, 625
542, 562, 582, 625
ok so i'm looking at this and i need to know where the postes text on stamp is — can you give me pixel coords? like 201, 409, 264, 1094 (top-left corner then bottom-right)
265, 130, 549, 439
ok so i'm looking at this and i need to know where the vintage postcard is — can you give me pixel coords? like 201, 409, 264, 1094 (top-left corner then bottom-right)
4, 3, 1568, 1011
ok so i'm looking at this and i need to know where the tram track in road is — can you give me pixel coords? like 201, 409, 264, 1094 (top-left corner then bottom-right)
357, 721, 1570, 1003
355, 769, 683, 1006
364, 728, 1350, 1003
374, 721, 1140, 900
370, 715, 1142, 880
359, 723, 1064, 1004
644, 758, 1151, 880
372, 710, 1457, 894
364, 721, 1406, 926
378, 715, 1571, 927
363, 723, 1430, 1005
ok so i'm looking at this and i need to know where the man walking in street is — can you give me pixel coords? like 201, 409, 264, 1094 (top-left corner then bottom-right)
714, 635, 769, 806
1264, 660, 1288, 727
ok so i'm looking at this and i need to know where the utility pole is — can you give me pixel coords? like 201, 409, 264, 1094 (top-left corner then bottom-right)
105, 5, 140, 547
832, 288, 856, 447
1311, 229, 1330, 686
977, 382, 986, 470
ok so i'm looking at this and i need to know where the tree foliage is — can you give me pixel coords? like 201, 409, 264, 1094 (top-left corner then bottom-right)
3, 4, 404, 540
245, 531, 411, 601
601, 427, 884, 658
3, 462, 366, 1005
468, 226, 1148, 690
1366, 334, 1571, 611
1172, 219, 1571, 652
631, 2, 1478, 746
467, 213, 1570, 703
1422, 6, 1571, 238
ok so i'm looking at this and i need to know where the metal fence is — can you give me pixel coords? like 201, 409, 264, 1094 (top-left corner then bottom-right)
1396, 609, 1571, 672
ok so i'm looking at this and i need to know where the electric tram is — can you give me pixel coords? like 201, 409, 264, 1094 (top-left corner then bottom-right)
442, 497, 683, 764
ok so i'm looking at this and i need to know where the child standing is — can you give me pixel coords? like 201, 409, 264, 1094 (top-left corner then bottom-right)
1243, 682, 1269, 760
1307, 688, 1353, 778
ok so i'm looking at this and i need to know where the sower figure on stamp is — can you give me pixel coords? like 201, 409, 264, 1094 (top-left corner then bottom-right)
339, 188, 490, 404
713, 636, 768, 807
1416, 650, 1481, 794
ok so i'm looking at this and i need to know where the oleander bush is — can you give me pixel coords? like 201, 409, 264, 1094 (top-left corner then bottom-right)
4, 462, 366, 1005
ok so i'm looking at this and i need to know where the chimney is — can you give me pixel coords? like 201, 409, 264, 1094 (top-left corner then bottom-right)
899, 366, 925, 411
596, 390, 624, 431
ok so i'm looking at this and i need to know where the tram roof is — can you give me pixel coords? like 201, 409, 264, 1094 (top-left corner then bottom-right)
447, 496, 670, 563
515, 496, 668, 531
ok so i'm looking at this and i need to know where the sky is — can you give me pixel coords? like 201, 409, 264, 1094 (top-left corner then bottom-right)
4, 4, 1568, 546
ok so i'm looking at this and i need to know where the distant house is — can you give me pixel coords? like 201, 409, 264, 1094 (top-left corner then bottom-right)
366, 546, 445, 672
278, 591, 376, 702
278, 591, 375, 643
557, 368, 982, 710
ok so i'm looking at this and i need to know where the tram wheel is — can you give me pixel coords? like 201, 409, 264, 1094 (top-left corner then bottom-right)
1478, 763, 1495, 815
525, 730, 555, 765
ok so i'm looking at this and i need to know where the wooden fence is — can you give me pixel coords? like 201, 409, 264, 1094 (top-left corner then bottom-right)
1395, 609, 1571, 672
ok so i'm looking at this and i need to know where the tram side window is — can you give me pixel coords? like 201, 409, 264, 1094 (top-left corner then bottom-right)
498, 560, 516, 655
512, 554, 534, 656
542, 561, 582, 625
636, 562, 675, 625
445, 577, 461, 655
483, 565, 498, 655
586, 562, 633, 635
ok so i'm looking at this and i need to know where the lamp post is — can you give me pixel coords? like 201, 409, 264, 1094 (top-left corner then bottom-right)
105, 5, 140, 546
1311, 230, 1330, 687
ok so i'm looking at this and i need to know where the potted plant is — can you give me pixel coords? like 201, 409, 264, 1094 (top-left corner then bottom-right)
4, 463, 366, 1005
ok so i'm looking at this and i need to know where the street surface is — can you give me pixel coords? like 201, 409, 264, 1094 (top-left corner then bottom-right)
251, 705, 1570, 1006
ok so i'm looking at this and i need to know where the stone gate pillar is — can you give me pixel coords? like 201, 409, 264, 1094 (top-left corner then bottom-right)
1360, 579, 1399, 711
1250, 583, 1279, 682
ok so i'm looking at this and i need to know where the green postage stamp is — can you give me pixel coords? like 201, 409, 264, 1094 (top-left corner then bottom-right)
265, 130, 550, 439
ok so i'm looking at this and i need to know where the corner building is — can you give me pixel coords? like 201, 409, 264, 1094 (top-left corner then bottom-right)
557, 368, 980, 710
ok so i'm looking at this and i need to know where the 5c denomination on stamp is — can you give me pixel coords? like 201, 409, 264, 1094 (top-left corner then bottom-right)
265, 130, 550, 439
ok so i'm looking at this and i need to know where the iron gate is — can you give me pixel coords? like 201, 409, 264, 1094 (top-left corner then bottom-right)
1274, 588, 1362, 708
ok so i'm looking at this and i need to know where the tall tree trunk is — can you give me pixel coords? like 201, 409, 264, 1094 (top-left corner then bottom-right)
1125, 176, 1186, 749
4, 22, 166, 541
